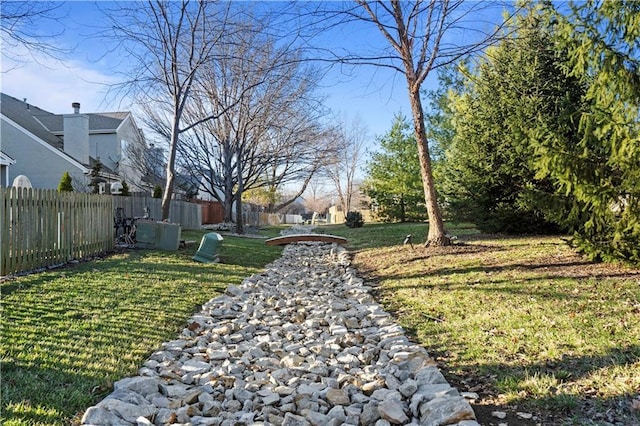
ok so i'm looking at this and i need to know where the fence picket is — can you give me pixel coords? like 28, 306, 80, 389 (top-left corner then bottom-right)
1, 190, 203, 276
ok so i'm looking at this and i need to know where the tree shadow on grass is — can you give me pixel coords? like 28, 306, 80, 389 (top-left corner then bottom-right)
450, 345, 640, 425
1, 246, 274, 425
1, 361, 114, 425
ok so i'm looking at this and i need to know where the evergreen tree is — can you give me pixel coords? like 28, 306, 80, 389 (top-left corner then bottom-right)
57, 171, 73, 192
440, 5, 580, 234
152, 185, 163, 199
120, 180, 130, 196
89, 160, 103, 194
532, 1, 640, 262
363, 115, 426, 222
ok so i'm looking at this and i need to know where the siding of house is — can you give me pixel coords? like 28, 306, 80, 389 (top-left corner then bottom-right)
115, 116, 146, 191
1, 165, 9, 186
90, 132, 119, 171
1, 116, 88, 189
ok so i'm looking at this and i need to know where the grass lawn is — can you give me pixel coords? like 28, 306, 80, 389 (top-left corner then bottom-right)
322, 222, 640, 425
2, 222, 639, 425
0, 228, 283, 425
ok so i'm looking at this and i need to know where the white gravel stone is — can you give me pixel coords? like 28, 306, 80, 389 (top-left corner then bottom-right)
81, 241, 475, 425
378, 399, 409, 424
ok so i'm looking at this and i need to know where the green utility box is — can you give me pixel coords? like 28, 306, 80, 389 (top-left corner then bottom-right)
135, 221, 157, 249
193, 232, 224, 263
157, 222, 181, 251
136, 221, 182, 251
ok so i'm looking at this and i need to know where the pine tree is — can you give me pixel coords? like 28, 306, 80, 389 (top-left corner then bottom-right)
363, 115, 426, 222
89, 160, 103, 194
120, 180, 130, 196
531, 1, 640, 263
57, 171, 73, 192
439, 5, 579, 234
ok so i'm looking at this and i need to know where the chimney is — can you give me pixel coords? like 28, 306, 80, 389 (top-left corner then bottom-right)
64, 104, 90, 164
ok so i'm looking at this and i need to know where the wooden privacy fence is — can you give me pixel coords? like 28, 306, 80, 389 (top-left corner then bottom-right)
112, 197, 201, 230
1, 187, 113, 276
1, 189, 202, 276
192, 200, 225, 224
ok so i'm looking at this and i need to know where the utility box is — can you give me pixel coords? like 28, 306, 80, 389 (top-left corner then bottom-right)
135, 221, 182, 251
135, 220, 157, 249
193, 232, 224, 263
157, 222, 181, 251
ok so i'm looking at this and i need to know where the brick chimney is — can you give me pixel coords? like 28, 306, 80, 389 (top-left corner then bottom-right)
63, 102, 90, 164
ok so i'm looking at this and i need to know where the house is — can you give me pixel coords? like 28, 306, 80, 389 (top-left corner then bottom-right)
0, 150, 16, 186
0, 92, 150, 192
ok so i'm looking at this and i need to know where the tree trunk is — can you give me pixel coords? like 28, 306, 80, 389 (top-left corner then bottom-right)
223, 143, 234, 223
235, 153, 244, 234
223, 194, 233, 223
407, 86, 450, 246
161, 120, 180, 221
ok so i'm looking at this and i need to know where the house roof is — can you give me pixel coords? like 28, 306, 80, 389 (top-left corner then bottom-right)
1, 92, 125, 174
0, 92, 64, 149
1, 92, 131, 137
35, 111, 129, 134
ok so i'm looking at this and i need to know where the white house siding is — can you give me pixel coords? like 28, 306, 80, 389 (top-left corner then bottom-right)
90, 132, 119, 172
88, 118, 145, 191
115, 116, 146, 191
1, 116, 88, 189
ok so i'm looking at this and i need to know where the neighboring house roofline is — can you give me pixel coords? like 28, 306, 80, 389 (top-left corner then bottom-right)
0, 114, 90, 173
1, 151, 16, 165
116, 113, 147, 144
115, 112, 131, 133
50, 129, 128, 136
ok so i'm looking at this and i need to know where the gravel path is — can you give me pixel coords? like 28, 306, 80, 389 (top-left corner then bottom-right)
81, 234, 478, 426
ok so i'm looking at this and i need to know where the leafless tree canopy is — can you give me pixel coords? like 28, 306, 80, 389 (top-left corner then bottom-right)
101, 0, 242, 220
173, 17, 336, 231
0, 1, 70, 69
295, 0, 517, 245
325, 116, 369, 214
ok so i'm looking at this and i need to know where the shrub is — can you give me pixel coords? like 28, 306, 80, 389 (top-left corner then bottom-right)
57, 171, 73, 192
345, 211, 364, 228
152, 185, 162, 198
121, 180, 130, 196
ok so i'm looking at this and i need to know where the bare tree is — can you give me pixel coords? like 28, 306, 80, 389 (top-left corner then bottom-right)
0, 1, 69, 70
102, 0, 239, 221
124, 137, 166, 192
258, 106, 337, 214
175, 22, 334, 232
325, 116, 369, 214
309, 1, 517, 245
304, 177, 334, 214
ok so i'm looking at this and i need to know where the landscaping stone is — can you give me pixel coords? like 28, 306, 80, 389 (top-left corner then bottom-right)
419, 396, 477, 425
81, 238, 476, 425
491, 411, 507, 419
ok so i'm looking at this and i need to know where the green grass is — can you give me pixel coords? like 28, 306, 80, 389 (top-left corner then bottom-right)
3, 222, 639, 424
315, 221, 480, 251
0, 228, 283, 425
321, 222, 640, 424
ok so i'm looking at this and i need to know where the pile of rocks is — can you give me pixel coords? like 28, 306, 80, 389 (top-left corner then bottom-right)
82, 242, 478, 426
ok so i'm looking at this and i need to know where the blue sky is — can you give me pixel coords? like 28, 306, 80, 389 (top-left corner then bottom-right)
1, 1, 508, 142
